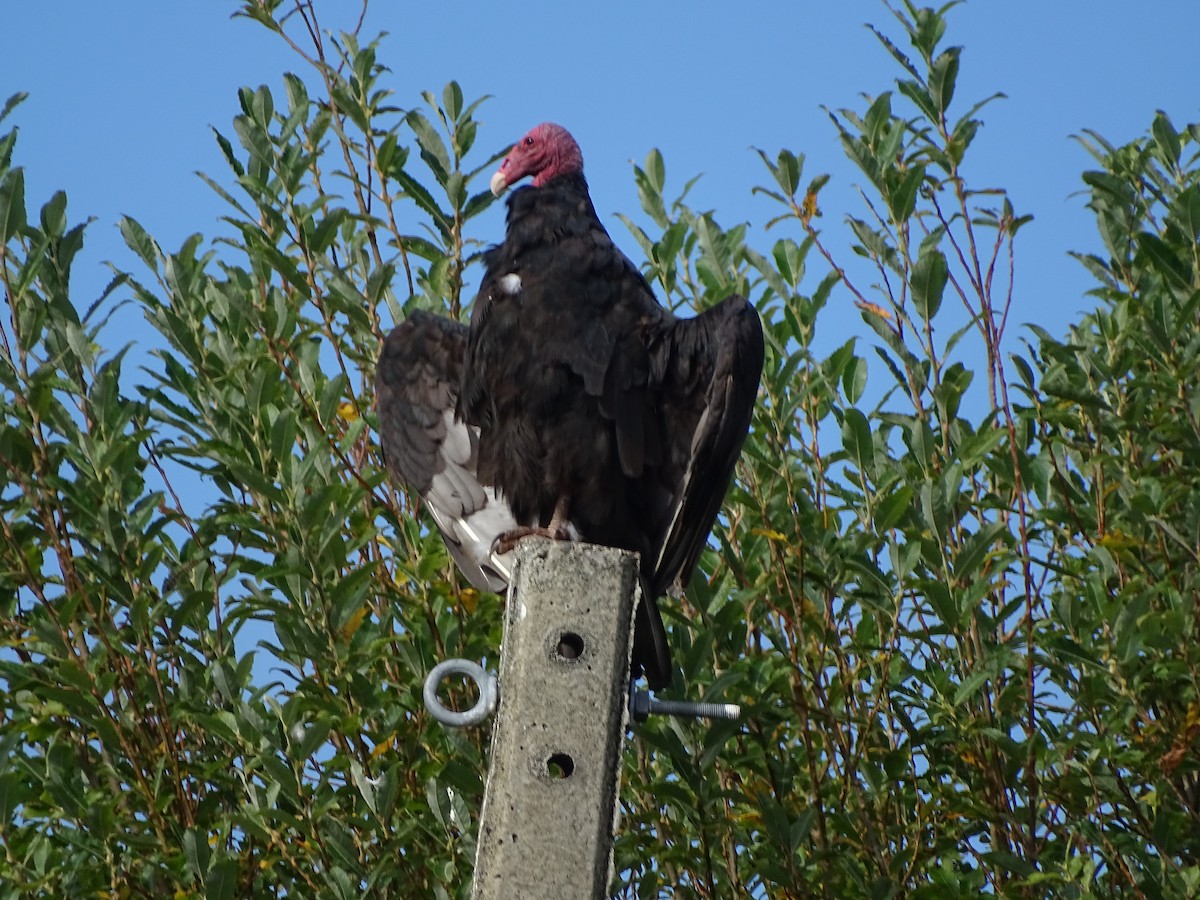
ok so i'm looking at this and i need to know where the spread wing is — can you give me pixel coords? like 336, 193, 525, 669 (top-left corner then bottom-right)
648, 294, 764, 598
375, 310, 517, 593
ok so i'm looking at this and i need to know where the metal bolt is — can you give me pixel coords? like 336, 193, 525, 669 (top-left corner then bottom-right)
628, 688, 742, 723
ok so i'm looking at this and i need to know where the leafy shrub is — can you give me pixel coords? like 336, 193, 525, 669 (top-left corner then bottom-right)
2, 2, 1198, 896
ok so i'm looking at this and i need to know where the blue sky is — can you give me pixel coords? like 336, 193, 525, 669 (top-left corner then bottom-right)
6, 0, 1199, 362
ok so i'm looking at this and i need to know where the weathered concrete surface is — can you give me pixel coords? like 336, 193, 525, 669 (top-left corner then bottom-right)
471, 540, 638, 900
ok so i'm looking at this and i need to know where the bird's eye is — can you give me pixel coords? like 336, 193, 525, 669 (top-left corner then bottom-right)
524, 136, 535, 146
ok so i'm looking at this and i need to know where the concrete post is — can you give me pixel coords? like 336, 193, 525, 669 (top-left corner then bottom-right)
470, 540, 639, 900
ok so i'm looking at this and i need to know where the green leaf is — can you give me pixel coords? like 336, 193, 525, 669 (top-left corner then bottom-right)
119, 216, 159, 270
842, 353, 867, 404
644, 148, 665, 193
953, 520, 1007, 581
867, 25, 922, 80
407, 110, 451, 183
910, 5, 951, 61
0, 90, 29, 126
888, 164, 925, 223
283, 72, 309, 118
1151, 109, 1181, 167
39, 190, 67, 238
351, 759, 378, 814
0, 772, 26, 824
442, 80, 463, 121
184, 829, 211, 884
1135, 231, 1191, 290
841, 407, 876, 482
896, 78, 937, 123
252, 84, 274, 128
771, 149, 802, 196
0, 165, 26, 241
204, 859, 239, 900
394, 169, 451, 239
1167, 184, 1200, 242
910, 246, 948, 321
952, 669, 991, 707
928, 47, 960, 115
874, 485, 914, 531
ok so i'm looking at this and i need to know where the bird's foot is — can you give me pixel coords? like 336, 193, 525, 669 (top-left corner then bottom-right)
492, 524, 574, 555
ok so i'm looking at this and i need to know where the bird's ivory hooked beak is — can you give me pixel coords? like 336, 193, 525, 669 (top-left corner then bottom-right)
490, 171, 508, 197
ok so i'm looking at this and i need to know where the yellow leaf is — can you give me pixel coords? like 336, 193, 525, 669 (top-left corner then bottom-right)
1185, 702, 1200, 730
750, 527, 787, 542
855, 300, 892, 321
801, 189, 820, 224
341, 605, 369, 641
1098, 530, 1138, 551
370, 733, 397, 761
459, 588, 480, 614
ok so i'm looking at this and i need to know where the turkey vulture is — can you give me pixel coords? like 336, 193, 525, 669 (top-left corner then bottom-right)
376, 123, 763, 689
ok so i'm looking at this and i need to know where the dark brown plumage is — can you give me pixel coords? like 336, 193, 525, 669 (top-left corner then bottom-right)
376, 123, 763, 689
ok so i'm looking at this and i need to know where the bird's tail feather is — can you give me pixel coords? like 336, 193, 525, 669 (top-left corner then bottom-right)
633, 580, 672, 691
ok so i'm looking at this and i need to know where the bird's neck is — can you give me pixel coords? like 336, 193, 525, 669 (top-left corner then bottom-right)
505, 173, 601, 247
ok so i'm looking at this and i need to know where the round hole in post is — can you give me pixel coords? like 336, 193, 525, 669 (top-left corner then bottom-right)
546, 752, 575, 779
554, 631, 585, 662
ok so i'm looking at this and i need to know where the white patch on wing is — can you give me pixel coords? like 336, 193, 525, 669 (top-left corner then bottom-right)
428, 467, 484, 517
420, 408, 585, 595
428, 489, 518, 593
424, 412, 483, 514
653, 384, 718, 578
418, 409, 520, 593
499, 273, 522, 295
439, 409, 474, 466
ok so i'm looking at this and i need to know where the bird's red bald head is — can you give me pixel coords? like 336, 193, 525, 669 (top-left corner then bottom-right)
490, 123, 583, 196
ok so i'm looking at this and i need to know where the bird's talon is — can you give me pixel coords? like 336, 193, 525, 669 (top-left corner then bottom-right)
492, 525, 572, 556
